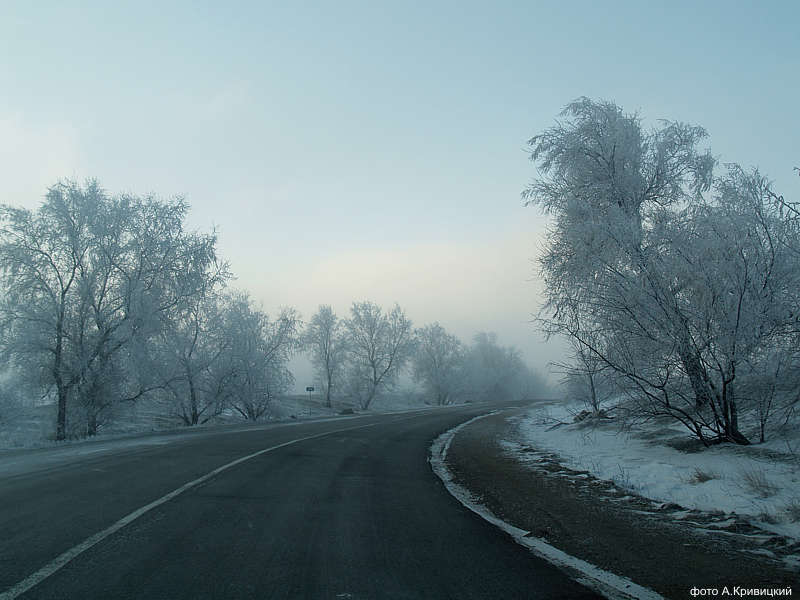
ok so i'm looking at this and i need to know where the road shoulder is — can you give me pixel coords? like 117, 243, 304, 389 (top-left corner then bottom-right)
438, 409, 797, 600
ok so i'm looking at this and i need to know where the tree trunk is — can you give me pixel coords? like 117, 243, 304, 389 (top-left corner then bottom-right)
325, 371, 333, 408
54, 310, 68, 441
56, 385, 67, 441
86, 411, 98, 437
678, 344, 714, 410
189, 377, 199, 425
677, 343, 750, 445
587, 371, 598, 414
725, 389, 749, 445
362, 384, 377, 410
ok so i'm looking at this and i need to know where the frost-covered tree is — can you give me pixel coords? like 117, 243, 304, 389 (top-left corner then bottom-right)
412, 322, 463, 405
344, 301, 414, 410
304, 305, 348, 408
155, 281, 232, 426
0, 180, 219, 438
524, 98, 800, 444
670, 168, 800, 440
77, 195, 223, 435
461, 332, 529, 403
215, 293, 301, 421
556, 342, 616, 417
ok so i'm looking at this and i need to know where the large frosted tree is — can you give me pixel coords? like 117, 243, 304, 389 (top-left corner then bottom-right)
0, 180, 220, 438
525, 98, 800, 444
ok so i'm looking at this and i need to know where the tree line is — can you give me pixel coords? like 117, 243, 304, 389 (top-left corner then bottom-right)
0, 180, 543, 440
524, 97, 800, 445
305, 305, 542, 410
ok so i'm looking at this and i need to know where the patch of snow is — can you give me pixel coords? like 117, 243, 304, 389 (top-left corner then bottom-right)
511, 403, 800, 542
0, 404, 460, 479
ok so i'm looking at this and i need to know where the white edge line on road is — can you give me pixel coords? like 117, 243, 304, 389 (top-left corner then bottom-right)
429, 413, 665, 600
0, 417, 407, 600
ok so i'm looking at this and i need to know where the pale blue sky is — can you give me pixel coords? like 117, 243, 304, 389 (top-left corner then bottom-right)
1, 1, 798, 383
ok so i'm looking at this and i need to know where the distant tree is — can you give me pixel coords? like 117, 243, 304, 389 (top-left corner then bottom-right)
0, 180, 219, 438
555, 342, 616, 417
304, 305, 348, 408
344, 301, 414, 410
216, 293, 301, 421
461, 332, 527, 403
155, 282, 232, 426
0, 364, 36, 430
412, 322, 463, 405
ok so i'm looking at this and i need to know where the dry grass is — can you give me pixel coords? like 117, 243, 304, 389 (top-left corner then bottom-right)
785, 499, 800, 523
740, 467, 780, 498
758, 511, 780, 525
686, 467, 719, 484
758, 510, 780, 525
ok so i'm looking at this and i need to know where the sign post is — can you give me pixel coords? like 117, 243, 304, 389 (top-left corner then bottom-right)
306, 386, 315, 403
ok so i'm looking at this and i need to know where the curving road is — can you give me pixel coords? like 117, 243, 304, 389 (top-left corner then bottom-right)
1, 407, 600, 599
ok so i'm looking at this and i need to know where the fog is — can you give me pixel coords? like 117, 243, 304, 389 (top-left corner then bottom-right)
1, 5, 799, 597
1, 2, 797, 388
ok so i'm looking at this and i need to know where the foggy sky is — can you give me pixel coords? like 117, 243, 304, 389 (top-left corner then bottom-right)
1, 1, 797, 385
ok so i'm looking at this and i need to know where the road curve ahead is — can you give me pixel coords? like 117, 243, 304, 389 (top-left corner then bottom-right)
1, 407, 600, 599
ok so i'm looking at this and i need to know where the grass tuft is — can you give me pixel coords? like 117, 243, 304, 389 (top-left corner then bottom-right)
686, 467, 718, 484
758, 511, 780, 525
740, 467, 780, 498
785, 499, 800, 523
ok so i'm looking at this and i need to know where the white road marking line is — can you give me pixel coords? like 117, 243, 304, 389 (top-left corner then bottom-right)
0, 417, 413, 600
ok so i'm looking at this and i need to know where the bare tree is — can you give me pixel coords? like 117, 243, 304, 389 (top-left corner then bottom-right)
77, 192, 223, 434
304, 305, 347, 408
0, 183, 94, 439
555, 342, 615, 417
155, 281, 232, 426
0, 180, 220, 438
412, 322, 463, 405
345, 301, 414, 410
524, 99, 800, 444
461, 332, 528, 403
216, 293, 301, 421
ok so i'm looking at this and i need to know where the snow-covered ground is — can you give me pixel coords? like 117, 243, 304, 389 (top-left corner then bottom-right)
508, 402, 800, 543
0, 390, 431, 451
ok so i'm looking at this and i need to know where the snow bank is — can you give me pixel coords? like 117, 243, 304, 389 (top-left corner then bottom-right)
511, 403, 800, 542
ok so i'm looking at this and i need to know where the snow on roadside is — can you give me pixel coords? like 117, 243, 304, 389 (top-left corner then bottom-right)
510, 403, 800, 542
0, 391, 429, 451
0, 401, 448, 479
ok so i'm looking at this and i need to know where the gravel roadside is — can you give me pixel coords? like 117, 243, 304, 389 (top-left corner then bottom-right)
443, 408, 797, 599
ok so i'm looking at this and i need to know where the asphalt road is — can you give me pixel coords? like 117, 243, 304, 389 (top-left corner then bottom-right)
1, 407, 600, 599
